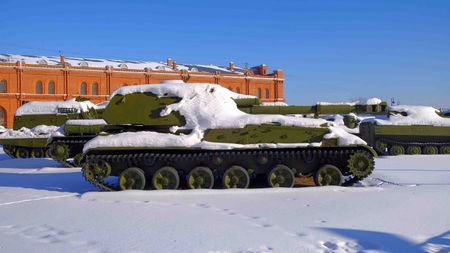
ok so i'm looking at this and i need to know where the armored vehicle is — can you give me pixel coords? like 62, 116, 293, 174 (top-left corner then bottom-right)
359, 105, 450, 155
0, 99, 102, 158
80, 81, 377, 191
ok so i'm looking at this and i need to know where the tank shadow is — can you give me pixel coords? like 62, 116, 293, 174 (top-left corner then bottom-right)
320, 227, 450, 253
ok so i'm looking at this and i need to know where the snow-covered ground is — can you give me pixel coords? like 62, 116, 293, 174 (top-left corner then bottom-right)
0, 147, 449, 253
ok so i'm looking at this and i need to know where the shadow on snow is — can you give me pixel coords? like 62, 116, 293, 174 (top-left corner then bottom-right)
321, 227, 450, 253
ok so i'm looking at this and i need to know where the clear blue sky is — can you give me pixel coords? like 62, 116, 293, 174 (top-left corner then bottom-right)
2, 0, 450, 108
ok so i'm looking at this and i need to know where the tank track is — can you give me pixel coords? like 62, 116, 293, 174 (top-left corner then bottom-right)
50, 139, 91, 167
82, 146, 375, 192
376, 138, 450, 154
2, 145, 50, 159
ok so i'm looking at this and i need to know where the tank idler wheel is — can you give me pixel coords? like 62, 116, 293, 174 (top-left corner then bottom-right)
152, 166, 180, 190
423, 146, 438, 155
267, 164, 295, 188
50, 143, 70, 162
375, 140, 389, 155
15, 147, 30, 159
223, 165, 250, 189
440, 146, 450, 154
389, 145, 405, 156
347, 151, 374, 178
187, 166, 214, 189
406, 146, 421, 155
31, 148, 45, 158
73, 153, 86, 167
119, 167, 146, 190
314, 164, 343, 186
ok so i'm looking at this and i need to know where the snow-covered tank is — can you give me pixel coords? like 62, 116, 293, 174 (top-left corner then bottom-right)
0, 99, 102, 158
80, 81, 377, 191
359, 105, 450, 155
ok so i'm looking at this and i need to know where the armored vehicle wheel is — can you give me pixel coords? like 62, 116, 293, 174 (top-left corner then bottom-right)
267, 164, 295, 188
423, 146, 438, 155
440, 146, 450, 154
314, 164, 343, 186
45, 148, 51, 158
73, 153, 86, 167
31, 148, 45, 158
152, 166, 180, 190
375, 140, 388, 155
347, 151, 374, 178
187, 166, 214, 189
406, 146, 421, 155
15, 148, 30, 158
119, 167, 146, 190
223, 165, 250, 189
50, 143, 70, 162
389, 145, 405, 156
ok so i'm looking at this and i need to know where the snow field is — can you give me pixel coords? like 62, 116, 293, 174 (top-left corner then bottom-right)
0, 147, 449, 253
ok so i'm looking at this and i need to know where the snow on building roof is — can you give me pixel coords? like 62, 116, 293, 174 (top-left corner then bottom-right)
15, 99, 97, 116
374, 105, 450, 126
83, 81, 366, 152
0, 53, 247, 75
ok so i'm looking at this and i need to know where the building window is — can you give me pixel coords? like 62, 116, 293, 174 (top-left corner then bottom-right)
264, 88, 269, 99
0, 80, 6, 93
35, 81, 43, 94
37, 59, 48, 65
48, 81, 55, 94
92, 83, 98, 96
256, 88, 261, 98
236, 87, 240, 93
79, 61, 89, 67
0, 107, 4, 127
80, 82, 87, 95
118, 64, 128, 69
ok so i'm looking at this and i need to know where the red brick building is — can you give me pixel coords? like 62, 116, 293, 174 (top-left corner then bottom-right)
0, 54, 285, 128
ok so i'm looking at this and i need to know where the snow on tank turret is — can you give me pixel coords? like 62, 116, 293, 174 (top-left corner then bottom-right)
359, 105, 450, 155
81, 80, 377, 191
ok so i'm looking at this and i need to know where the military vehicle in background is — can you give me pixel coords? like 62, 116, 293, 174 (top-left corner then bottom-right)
359, 105, 450, 155
0, 99, 103, 159
79, 81, 377, 191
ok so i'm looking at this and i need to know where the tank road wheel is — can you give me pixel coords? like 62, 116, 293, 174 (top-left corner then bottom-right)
347, 151, 374, 178
440, 146, 450, 154
119, 167, 146, 190
423, 146, 439, 155
15, 148, 30, 158
187, 166, 214, 189
73, 153, 86, 167
375, 140, 389, 155
44, 148, 51, 158
49, 143, 70, 162
223, 165, 250, 189
31, 149, 45, 158
314, 165, 343, 186
152, 166, 180, 190
389, 145, 405, 156
406, 146, 421, 155
267, 164, 295, 188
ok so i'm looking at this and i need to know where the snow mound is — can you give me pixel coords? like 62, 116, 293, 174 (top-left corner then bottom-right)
375, 105, 450, 126
84, 82, 367, 151
15, 99, 97, 116
317, 97, 383, 106
0, 125, 62, 138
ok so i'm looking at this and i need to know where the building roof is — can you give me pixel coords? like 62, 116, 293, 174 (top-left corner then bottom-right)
0, 53, 249, 75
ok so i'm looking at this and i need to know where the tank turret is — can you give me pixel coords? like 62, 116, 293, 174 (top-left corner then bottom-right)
79, 81, 376, 191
